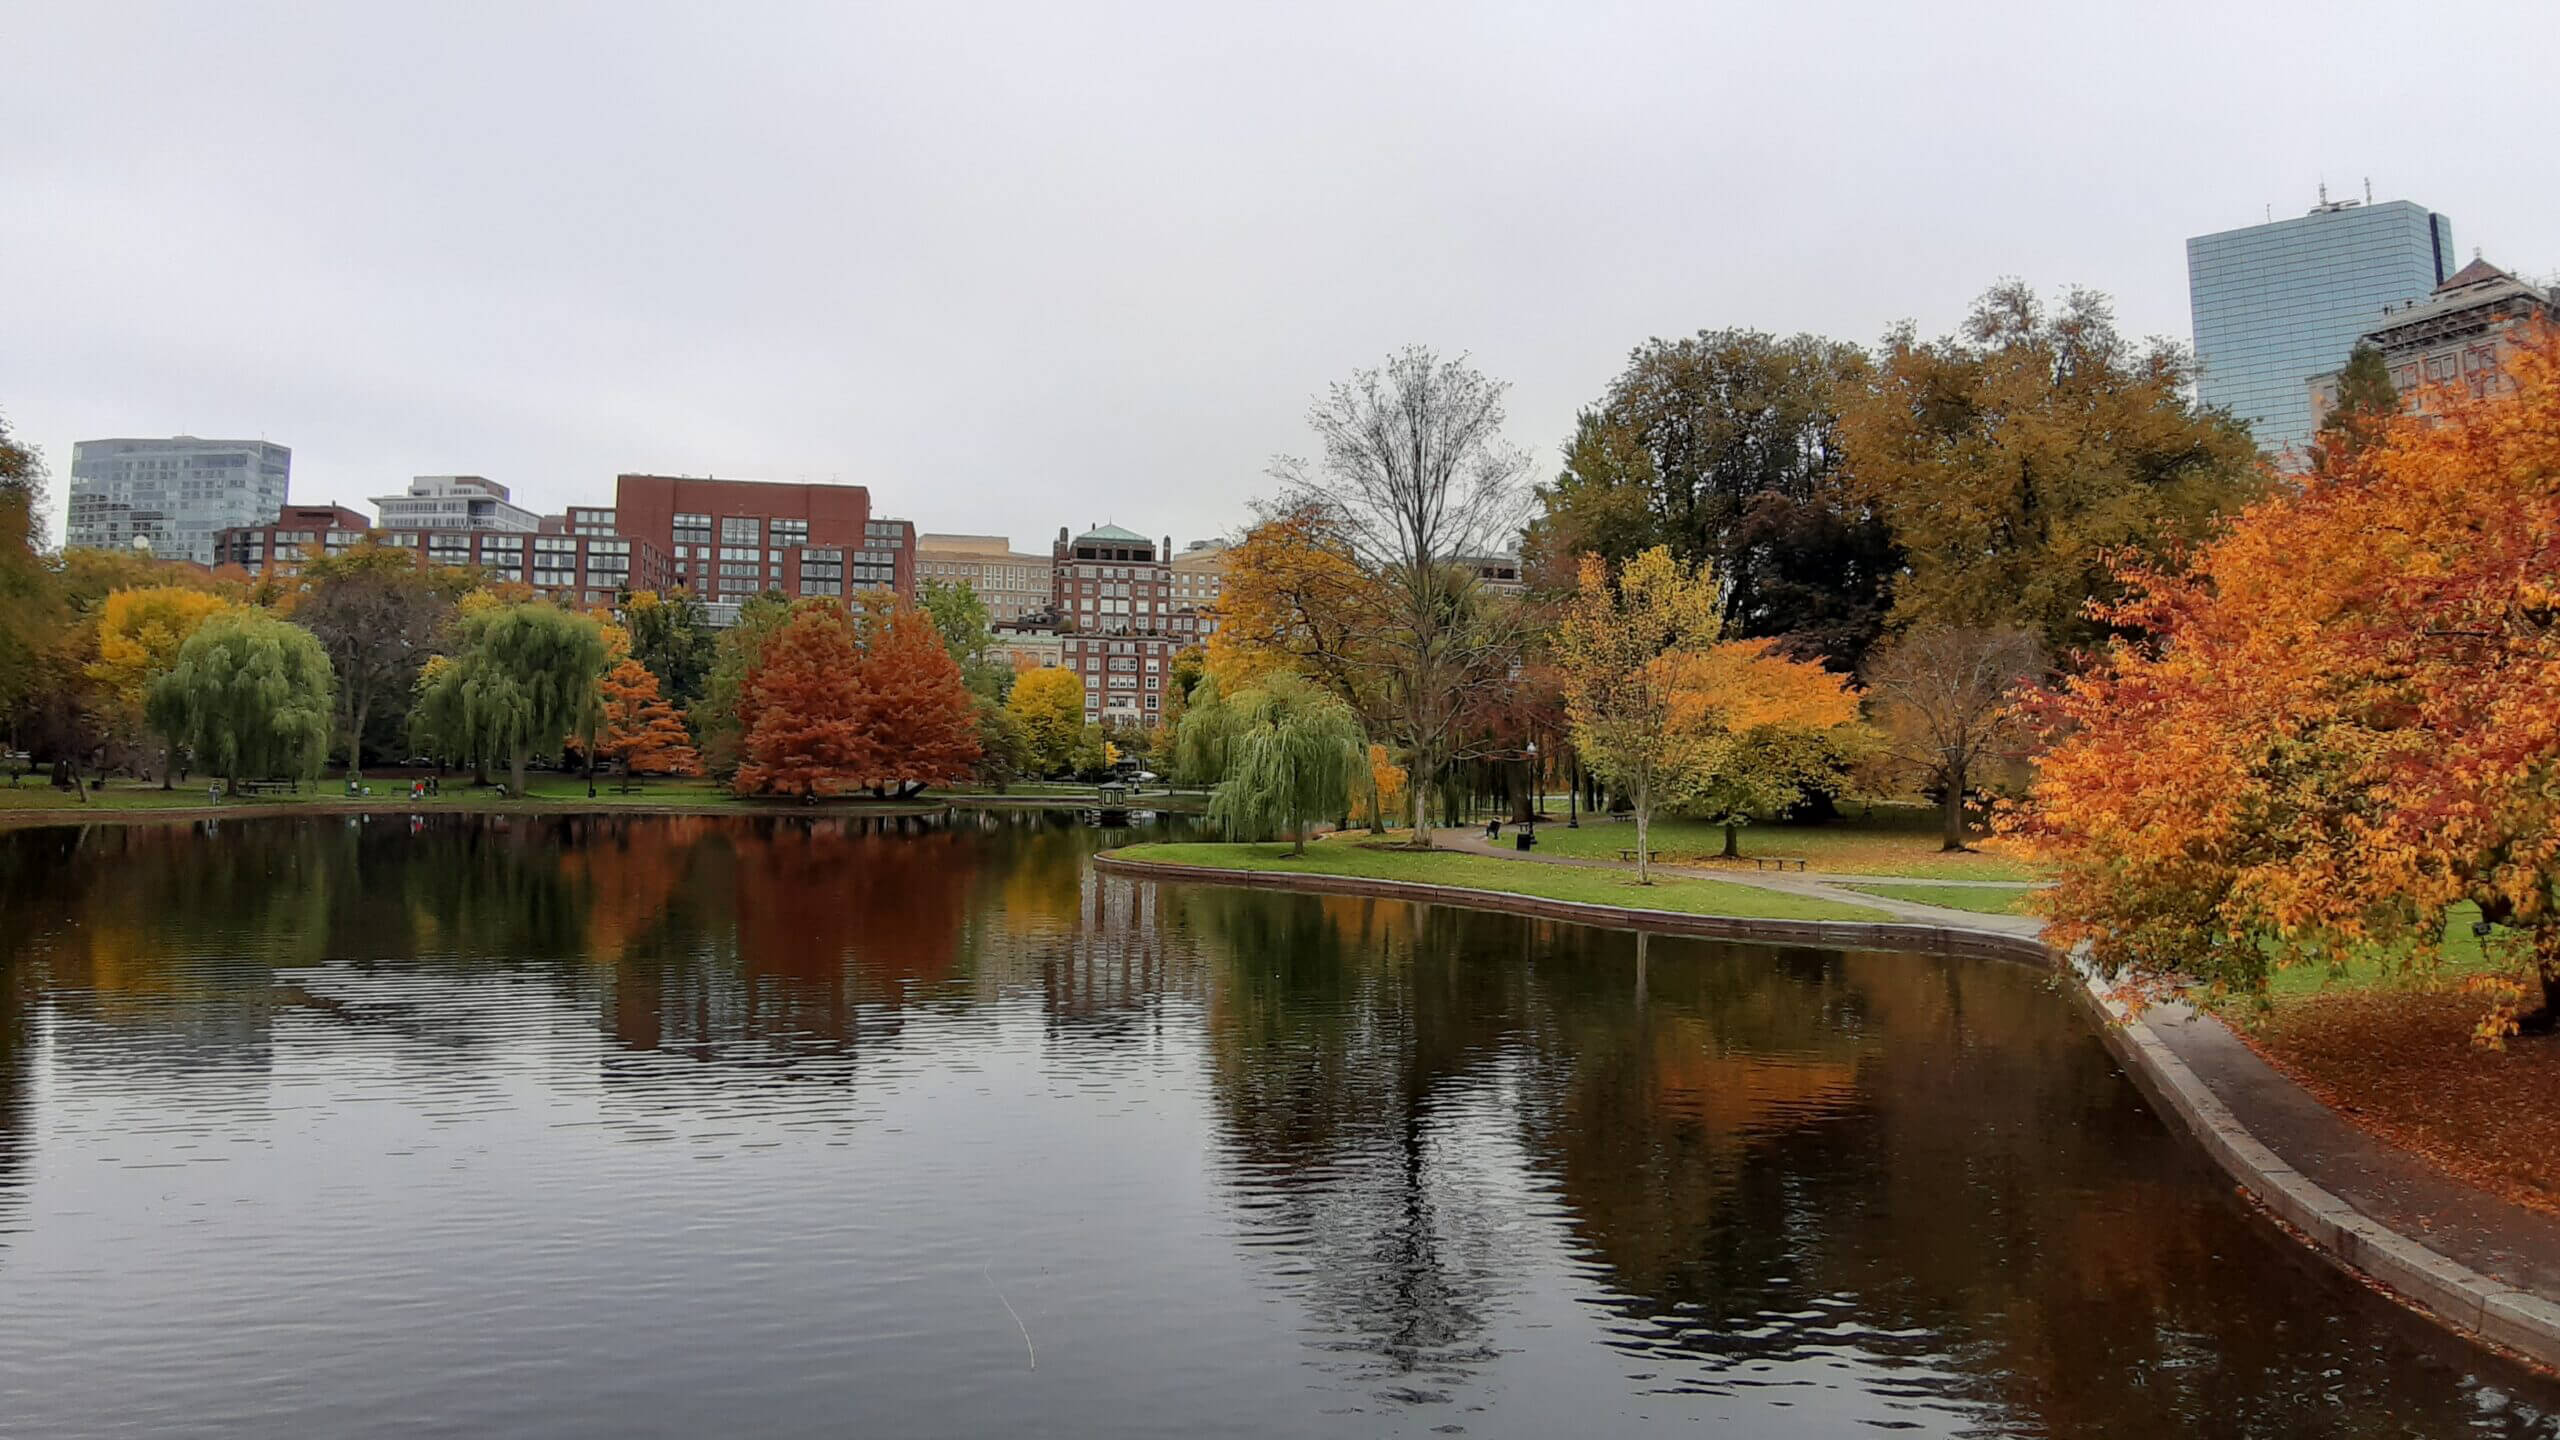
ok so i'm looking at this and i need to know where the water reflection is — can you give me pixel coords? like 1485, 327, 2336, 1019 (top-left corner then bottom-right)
0, 814, 2550, 1438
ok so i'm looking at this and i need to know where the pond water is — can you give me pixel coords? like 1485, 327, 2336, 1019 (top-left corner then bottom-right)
0, 812, 2553, 1438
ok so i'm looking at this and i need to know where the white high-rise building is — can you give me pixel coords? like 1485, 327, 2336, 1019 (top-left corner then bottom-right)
370, 475, 540, 532
66, 437, 292, 564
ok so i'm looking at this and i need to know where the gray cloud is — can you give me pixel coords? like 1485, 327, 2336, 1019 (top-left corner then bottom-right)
6, 0, 2552, 550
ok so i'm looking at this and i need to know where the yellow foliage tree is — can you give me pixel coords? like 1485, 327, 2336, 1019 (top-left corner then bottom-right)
1554, 547, 1724, 882
86, 586, 236, 786
1006, 666, 1090, 778
1661, 640, 1866, 858
1206, 502, 1383, 708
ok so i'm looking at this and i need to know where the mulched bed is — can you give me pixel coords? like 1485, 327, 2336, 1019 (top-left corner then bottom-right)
2236, 989, 2560, 1218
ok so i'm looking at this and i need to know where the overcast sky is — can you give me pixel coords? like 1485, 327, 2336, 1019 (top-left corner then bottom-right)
7, 1, 2552, 551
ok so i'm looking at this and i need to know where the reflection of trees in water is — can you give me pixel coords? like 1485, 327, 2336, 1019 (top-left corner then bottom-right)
1185, 895, 2553, 1435
0, 941, 31, 1249
1187, 889, 1544, 1393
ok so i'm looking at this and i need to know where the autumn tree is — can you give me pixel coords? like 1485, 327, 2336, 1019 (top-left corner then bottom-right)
1207, 502, 1383, 704
296, 544, 466, 778
734, 603, 873, 799
0, 412, 50, 737
86, 587, 235, 786
144, 611, 334, 794
1201, 674, 1367, 854
1664, 640, 1866, 857
1007, 666, 1089, 778
597, 658, 700, 790
1838, 281, 2261, 649
851, 597, 982, 796
1864, 626, 2042, 851
1530, 330, 1895, 671
1555, 547, 1724, 882
412, 600, 607, 796
1273, 346, 1532, 847
2015, 332, 2560, 1040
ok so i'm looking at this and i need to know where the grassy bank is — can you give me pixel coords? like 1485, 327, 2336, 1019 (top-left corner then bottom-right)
1110, 841, 1892, 923
1513, 807, 2047, 881
0, 775, 1179, 826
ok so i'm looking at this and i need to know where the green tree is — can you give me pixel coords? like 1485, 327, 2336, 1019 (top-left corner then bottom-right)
144, 612, 335, 793
414, 601, 607, 796
296, 544, 467, 778
920, 577, 1012, 698
2313, 342, 2400, 472
1530, 331, 1891, 669
1554, 547, 1725, 883
1838, 281, 2261, 650
624, 588, 715, 718
0, 412, 53, 737
695, 594, 793, 778
1203, 674, 1367, 854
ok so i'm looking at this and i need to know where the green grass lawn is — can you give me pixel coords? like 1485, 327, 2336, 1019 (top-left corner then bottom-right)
0, 774, 945, 817
1515, 807, 2048, 881
1840, 881, 2044, 915
2248, 904, 2512, 1006
1111, 841, 1892, 923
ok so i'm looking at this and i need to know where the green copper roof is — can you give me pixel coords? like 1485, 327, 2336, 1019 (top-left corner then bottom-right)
1077, 524, 1151, 543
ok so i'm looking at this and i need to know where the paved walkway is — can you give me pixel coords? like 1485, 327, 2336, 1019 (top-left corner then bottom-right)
1415, 825, 2560, 1351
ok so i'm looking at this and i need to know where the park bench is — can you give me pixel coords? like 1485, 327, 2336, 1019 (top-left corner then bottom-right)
239, 781, 296, 797
1617, 848, 1654, 864
1750, 856, 1809, 873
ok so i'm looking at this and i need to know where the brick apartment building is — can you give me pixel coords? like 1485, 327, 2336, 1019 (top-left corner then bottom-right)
611, 474, 912, 603
1050, 524, 1224, 728
213, 503, 374, 575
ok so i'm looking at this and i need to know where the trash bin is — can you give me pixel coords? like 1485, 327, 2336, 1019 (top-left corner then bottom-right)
1514, 831, 1535, 852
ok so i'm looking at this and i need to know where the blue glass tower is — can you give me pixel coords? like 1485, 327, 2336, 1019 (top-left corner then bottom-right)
2187, 198, 2453, 462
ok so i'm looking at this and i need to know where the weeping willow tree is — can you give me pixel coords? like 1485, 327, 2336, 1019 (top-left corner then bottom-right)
1196, 673, 1366, 854
411, 601, 606, 797
144, 611, 334, 794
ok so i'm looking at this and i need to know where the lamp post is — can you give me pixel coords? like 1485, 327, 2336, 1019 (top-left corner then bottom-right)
1526, 740, 1541, 822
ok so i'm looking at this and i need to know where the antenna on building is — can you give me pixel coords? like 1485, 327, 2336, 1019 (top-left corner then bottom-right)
2318, 180, 2328, 206
2364, 177, 2373, 204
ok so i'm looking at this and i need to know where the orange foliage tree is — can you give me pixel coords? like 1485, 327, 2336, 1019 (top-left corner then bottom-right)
2012, 329, 2560, 1041
852, 597, 982, 797
598, 658, 700, 790
735, 604, 877, 799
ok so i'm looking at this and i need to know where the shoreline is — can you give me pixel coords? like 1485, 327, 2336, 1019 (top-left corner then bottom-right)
0, 791, 1202, 833
1092, 848, 2560, 1373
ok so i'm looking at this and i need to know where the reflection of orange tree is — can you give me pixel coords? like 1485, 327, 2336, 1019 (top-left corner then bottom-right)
729, 818, 979, 996
556, 815, 710, 966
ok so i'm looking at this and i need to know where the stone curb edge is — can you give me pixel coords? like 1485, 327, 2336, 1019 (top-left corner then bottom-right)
1090, 850, 2560, 1370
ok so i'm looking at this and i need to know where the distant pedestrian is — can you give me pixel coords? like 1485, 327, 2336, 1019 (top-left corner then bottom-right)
1486, 818, 1501, 839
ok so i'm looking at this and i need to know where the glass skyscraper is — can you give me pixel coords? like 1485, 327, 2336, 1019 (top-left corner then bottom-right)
67, 437, 292, 565
2187, 198, 2453, 462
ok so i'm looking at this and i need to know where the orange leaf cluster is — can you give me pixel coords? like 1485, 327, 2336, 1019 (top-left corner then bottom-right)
733, 598, 981, 799
2014, 326, 2560, 1038
599, 658, 699, 780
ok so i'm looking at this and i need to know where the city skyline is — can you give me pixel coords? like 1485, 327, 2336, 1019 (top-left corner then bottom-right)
8, 3, 2556, 551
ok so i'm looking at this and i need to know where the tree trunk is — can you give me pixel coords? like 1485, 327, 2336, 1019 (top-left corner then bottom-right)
2519, 927, 2560, 1037
1939, 764, 1970, 852
1722, 821, 1740, 859
160, 735, 174, 790
510, 744, 529, 800
1633, 775, 1652, 885
1290, 817, 1306, 857
1407, 758, 1433, 849
1509, 758, 1536, 824
345, 694, 370, 783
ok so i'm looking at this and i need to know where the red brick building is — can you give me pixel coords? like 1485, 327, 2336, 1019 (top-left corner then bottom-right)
1050, 525, 1215, 728
611, 474, 909, 602
213, 504, 374, 575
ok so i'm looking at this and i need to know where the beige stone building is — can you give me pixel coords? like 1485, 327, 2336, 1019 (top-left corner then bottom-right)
916, 532, 1056, 622
2311, 258, 2557, 426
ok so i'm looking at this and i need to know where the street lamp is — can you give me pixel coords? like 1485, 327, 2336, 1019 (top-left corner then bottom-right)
1526, 740, 1542, 822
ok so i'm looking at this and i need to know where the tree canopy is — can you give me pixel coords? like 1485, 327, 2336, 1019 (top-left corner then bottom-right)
1197, 673, 1367, 854
145, 610, 334, 791
414, 600, 608, 796
1837, 281, 2261, 650
2014, 332, 2560, 1040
